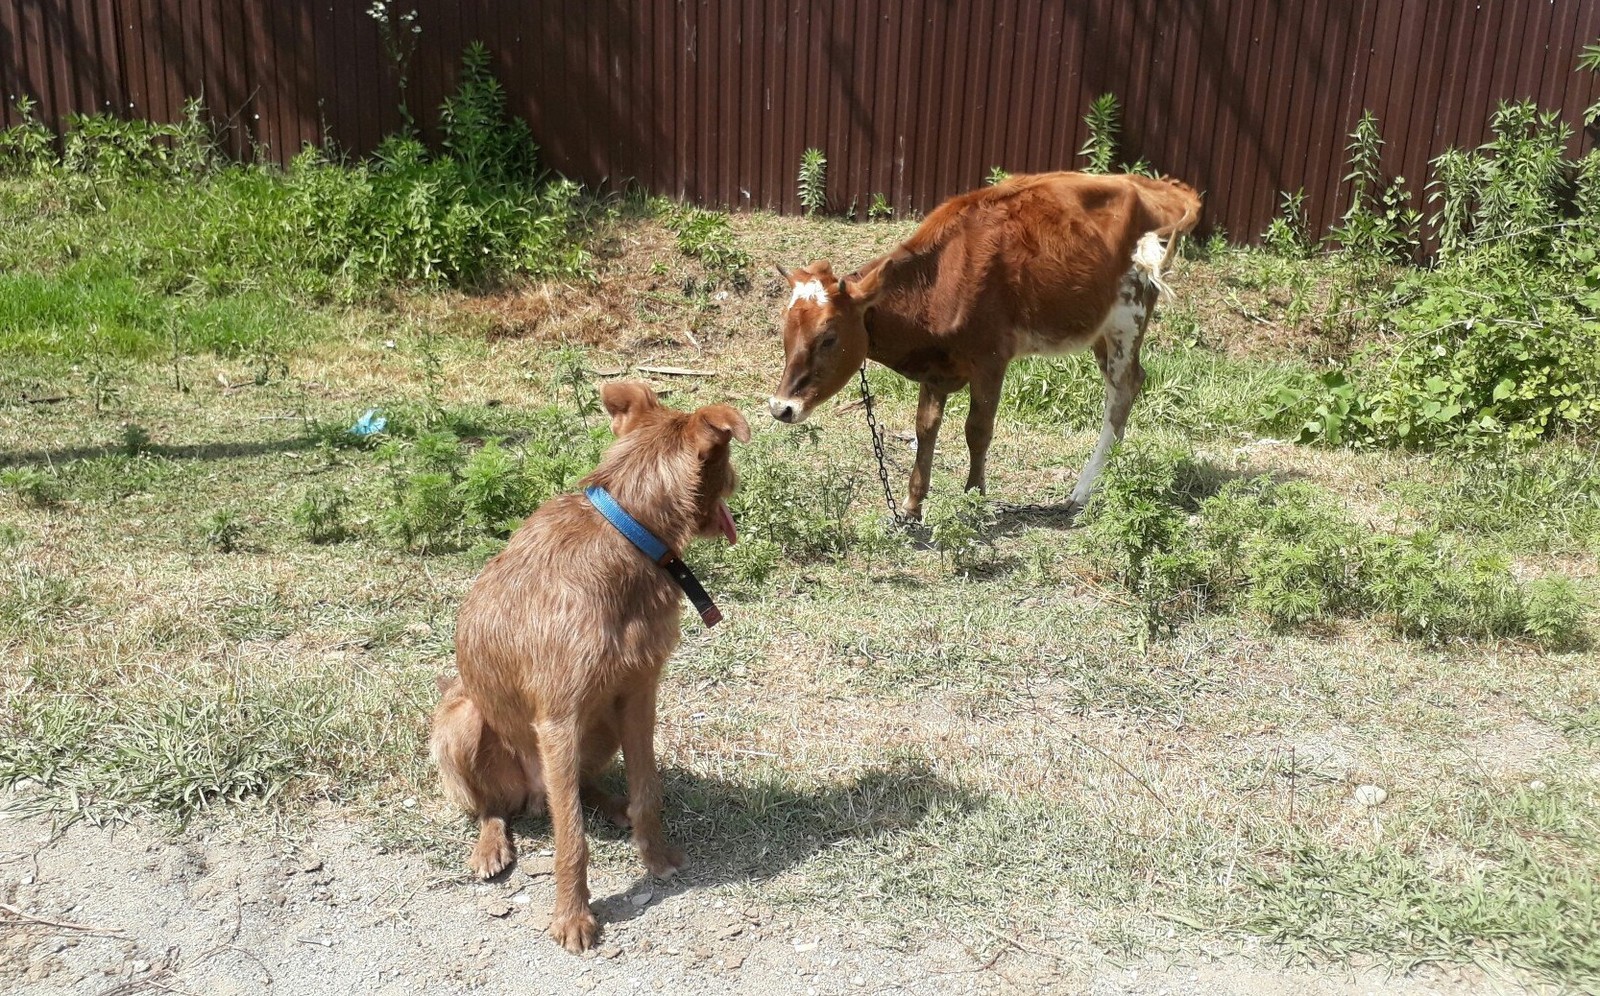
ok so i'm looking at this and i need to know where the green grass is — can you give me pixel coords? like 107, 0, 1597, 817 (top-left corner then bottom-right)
1, 180, 1597, 989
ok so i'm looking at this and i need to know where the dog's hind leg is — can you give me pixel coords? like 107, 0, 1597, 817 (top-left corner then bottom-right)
581, 783, 633, 829
468, 816, 516, 880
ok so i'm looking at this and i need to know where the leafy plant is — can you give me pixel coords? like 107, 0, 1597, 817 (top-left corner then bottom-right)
1261, 188, 1313, 258
985, 166, 1011, 186
295, 485, 352, 544
0, 96, 57, 175
659, 204, 751, 287
867, 192, 894, 221
0, 467, 63, 508
1523, 576, 1587, 650
367, 1, 422, 131
198, 510, 244, 553
924, 489, 997, 574
1579, 38, 1600, 127
798, 147, 828, 216
1330, 111, 1419, 264
1078, 93, 1121, 174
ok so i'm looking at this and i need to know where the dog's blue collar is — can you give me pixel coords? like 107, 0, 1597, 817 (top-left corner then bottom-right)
586, 484, 670, 564
585, 485, 723, 627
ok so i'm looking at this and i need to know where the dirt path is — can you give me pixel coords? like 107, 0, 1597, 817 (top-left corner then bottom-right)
1, 795, 1504, 996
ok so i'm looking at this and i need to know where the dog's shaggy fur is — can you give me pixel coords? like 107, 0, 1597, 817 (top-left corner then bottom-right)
429, 382, 748, 952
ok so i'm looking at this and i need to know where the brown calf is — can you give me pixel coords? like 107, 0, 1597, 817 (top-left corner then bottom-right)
767, 171, 1200, 518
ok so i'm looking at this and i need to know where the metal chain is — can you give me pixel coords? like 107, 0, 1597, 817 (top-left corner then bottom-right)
857, 364, 908, 528
855, 364, 1072, 527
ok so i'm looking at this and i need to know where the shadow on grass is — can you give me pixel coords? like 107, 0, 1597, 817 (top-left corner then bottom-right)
496, 759, 975, 927
0, 436, 317, 468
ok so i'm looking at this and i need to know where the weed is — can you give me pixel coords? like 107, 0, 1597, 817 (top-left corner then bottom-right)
198, 510, 245, 553
1582, 38, 1600, 127
1261, 189, 1314, 258
798, 147, 828, 216
1, 466, 63, 507
367, 1, 423, 130
729, 429, 857, 557
923, 488, 997, 574
660, 204, 751, 288
1079, 93, 1121, 174
458, 438, 534, 536
295, 485, 352, 544
867, 193, 893, 221
0, 96, 57, 175
985, 166, 1011, 186
1523, 576, 1587, 650
1329, 111, 1420, 265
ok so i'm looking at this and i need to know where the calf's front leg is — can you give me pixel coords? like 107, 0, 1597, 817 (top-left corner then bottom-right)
902, 383, 948, 521
963, 367, 1005, 495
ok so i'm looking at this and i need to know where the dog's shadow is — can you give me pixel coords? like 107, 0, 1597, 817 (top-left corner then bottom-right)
498, 759, 973, 927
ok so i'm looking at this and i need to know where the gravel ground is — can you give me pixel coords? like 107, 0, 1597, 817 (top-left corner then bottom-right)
1, 795, 1506, 996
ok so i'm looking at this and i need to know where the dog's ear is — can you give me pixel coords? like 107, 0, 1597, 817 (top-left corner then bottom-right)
600, 381, 663, 437
692, 404, 751, 456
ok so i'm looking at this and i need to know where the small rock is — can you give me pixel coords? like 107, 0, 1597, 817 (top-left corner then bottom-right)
717, 924, 745, 939
793, 940, 819, 954
1529, 779, 1547, 791
630, 890, 653, 908
600, 945, 623, 960
851, 975, 865, 987
402, 797, 417, 810
300, 857, 323, 874
722, 953, 745, 970
479, 899, 512, 918
1353, 784, 1387, 808
130, 961, 150, 974
523, 856, 555, 878
692, 945, 712, 961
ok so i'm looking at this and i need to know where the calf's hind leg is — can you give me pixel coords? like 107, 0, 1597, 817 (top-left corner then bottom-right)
1068, 281, 1153, 509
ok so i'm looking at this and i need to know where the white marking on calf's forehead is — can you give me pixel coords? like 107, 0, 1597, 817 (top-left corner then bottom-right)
787, 279, 830, 310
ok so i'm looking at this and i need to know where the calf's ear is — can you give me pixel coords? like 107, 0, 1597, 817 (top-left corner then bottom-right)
599, 380, 662, 437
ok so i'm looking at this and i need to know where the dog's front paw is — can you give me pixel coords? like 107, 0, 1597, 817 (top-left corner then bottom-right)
549, 908, 600, 952
640, 841, 686, 880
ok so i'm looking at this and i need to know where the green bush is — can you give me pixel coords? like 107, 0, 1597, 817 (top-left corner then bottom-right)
658, 203, 751, 287
728, 430, 857, 558
1524, 576, 1587, 650
1084, 444, 1587, 647
1266, 99, 1600, 452
0, 97, 57, 175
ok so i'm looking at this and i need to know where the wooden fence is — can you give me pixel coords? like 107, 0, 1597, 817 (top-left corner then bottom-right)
3, 1, 1598, 242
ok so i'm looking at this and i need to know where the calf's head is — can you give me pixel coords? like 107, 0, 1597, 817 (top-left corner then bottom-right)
768, 259, 885, 424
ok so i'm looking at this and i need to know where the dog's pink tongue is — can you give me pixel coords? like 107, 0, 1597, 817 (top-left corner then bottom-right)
716, 499, 738, 545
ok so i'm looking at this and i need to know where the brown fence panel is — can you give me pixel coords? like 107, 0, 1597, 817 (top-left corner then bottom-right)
3, 0, 1599, 243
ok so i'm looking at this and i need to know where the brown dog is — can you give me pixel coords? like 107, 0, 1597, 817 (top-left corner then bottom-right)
429, 382, 748, 952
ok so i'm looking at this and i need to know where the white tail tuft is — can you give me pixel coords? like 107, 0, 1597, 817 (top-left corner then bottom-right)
1131, 232, 1173, 302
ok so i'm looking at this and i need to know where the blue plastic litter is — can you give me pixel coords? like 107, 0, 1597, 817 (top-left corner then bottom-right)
350, 409, 387, 436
